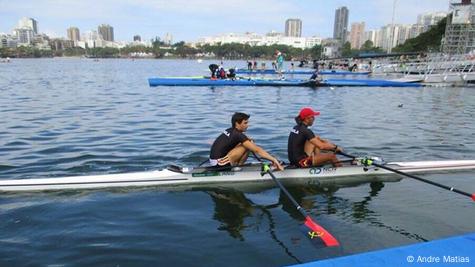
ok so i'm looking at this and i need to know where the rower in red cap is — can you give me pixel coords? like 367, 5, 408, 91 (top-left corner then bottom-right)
287, 107, 343, 168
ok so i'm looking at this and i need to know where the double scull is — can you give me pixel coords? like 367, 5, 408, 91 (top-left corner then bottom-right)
1, 159, 474, 192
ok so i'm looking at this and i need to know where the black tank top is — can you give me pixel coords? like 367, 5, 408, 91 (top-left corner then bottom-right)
287, 124, 315, 165
210, 128, 249, 159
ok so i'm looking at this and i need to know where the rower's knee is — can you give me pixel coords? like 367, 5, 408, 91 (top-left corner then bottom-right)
227, 145, 248, 164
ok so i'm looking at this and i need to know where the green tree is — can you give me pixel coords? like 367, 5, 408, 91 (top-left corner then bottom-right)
341, 41, 353, 57
86, 47, 119, 58
358, 40, 384, 54
361, 40, 374, 51
0, 47, 13, 57
64, 47, 86, 57
309, 44, 323, 59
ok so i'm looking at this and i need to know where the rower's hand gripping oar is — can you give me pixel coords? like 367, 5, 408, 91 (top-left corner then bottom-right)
261, 163, 340, 247
338, 151, 475, 202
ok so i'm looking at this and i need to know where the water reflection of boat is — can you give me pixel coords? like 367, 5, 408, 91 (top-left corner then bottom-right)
206, 179, 432, 263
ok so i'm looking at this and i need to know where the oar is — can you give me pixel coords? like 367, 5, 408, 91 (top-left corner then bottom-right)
338, 151, 475, 202
261, 163, 340, 247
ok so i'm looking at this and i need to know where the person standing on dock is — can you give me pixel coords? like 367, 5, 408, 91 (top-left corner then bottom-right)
288, 108, 343, 168
209, 63, 219, 79
210, 112, 284, 171
276, 51, 285, 79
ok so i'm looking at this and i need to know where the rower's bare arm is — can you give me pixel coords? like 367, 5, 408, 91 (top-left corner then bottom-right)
242, 140, 284, 171
317, 136, 332, 144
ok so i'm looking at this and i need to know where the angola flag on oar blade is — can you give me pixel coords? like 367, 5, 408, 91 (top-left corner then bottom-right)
304, 216, 340, 247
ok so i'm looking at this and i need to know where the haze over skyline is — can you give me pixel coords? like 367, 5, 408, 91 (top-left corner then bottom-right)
0, 0, 450, 42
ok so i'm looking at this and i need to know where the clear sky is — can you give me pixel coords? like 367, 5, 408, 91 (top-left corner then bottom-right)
0, 0, 450, 42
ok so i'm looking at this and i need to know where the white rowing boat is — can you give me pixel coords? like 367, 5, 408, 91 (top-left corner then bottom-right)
1, 159, 474, 192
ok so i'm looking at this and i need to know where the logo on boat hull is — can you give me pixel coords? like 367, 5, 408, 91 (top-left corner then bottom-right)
192, 171, 235, 177
309, 167, 337, 175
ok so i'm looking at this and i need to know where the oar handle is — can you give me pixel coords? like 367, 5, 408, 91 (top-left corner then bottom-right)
338, 151, 475, 201
337, 151, 356, 159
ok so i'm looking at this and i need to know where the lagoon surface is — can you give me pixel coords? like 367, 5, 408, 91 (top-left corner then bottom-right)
0, 58, 474, 266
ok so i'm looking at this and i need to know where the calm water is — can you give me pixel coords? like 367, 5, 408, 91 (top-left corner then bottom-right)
0, 58, 474, 266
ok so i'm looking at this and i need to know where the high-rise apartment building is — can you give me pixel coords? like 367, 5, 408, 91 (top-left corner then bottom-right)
333, 7, 349, 43
417, 12, 447, 29
349, 22, 365, 49
67, 27, 80, 41
133, 35, 141, 42
285, 18, 302, 37
98, 24, 114, 41
13, 28, 34, 44
364, 30, 381, 48
18, 17, 38, 35
409, 24, 425, 39
379, 24, 409, 52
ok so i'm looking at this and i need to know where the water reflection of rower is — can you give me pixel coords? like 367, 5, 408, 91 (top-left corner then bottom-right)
207, 189, 253, 241
278, 182, 386, 221
206, 189, 302, 263
205, 179, 423, 262
279, 185, 339, 221
206, 182, 386, 239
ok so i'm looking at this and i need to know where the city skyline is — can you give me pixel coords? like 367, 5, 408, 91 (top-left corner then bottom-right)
0, 0, 450, 42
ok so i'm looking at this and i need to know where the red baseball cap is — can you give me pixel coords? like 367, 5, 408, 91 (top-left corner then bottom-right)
299, 107, 320, 119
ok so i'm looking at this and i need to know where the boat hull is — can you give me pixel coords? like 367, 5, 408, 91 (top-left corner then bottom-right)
1, 160, 474, 192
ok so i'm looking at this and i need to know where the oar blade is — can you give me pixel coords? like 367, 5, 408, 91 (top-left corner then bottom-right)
471, 194, 475, 202
304, 216, 340, 247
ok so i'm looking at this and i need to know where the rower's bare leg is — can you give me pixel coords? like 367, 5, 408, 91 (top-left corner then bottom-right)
304, 140, 317, 156
304, 140, 342, 167
237, 151, 249, 165
226, 144, 249, 166
312, 153, 342, 167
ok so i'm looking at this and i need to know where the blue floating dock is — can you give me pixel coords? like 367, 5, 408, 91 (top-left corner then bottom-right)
148, 77, 315, 86
292, 232, 475, 267
148, 77, 421, 87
